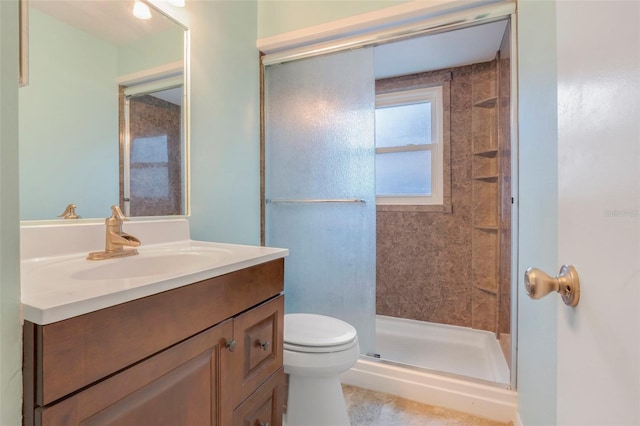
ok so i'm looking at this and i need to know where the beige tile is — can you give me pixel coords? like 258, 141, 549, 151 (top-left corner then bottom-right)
343, 385, 511, 426
375, 60, 510, 333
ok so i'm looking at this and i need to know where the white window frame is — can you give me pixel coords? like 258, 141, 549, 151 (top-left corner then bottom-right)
375, 86, 444, 205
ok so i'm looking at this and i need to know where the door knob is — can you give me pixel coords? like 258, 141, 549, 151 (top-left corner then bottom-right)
524, 264, 580, 307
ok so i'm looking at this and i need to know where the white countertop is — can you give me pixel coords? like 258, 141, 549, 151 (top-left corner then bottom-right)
20, 220, 288, 325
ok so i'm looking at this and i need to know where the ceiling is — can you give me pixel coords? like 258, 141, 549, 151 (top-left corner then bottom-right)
374, 20, 508, 79
152, 87, 182, 106
29, 0, 177, 46
30, 2, 508, 83
30, 1, 184, 105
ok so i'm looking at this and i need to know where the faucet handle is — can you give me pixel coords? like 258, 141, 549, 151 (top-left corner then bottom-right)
58, 204, 79, 219
110, 205, 128, 222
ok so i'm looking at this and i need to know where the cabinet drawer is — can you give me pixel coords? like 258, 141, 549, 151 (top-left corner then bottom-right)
233, 368, 285, 426
228, 295, 284, 407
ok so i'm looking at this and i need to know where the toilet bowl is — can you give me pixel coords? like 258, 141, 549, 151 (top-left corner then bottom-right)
283, 313, 360, 426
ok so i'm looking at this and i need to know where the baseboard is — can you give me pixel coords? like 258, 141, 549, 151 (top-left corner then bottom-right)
341, 358, 517, 424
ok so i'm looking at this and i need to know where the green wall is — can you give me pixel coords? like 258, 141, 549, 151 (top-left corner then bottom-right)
118, 26, 184, 76
257, 0, 410, 38
19, 8, 119, 220
0, 0, 22, 423
153, 1, 261, 245
516, 1, 558, 424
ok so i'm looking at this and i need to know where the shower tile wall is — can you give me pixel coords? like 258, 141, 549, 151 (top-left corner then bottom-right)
470, 60, 499, 332
376, 61, 503, 332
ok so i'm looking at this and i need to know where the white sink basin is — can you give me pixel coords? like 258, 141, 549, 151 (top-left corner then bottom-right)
26, 245, 233, 283
77, 247, 232, 280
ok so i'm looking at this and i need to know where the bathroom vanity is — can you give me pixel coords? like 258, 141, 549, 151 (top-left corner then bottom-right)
21, 220, 288, 426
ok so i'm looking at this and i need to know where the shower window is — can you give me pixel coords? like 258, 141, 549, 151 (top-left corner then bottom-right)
375, 86, 443, 205
130, 135, 170, 199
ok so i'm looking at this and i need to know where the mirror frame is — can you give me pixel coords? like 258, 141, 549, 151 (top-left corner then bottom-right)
19, 0, 28, 86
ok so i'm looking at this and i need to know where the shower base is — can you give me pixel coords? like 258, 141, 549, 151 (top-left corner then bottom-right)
340, 315, 516, 423
374, 315, 510, 384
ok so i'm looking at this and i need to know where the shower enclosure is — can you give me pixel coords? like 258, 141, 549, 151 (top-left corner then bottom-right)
263, 19, 514, 388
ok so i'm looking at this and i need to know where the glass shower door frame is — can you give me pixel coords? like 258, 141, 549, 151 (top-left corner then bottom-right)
263, 47, 377, 355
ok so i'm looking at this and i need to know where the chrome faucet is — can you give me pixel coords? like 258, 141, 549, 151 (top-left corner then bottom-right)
87, 205, 141, 260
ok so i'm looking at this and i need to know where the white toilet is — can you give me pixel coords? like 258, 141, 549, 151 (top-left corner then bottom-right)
283, 313, 360, 426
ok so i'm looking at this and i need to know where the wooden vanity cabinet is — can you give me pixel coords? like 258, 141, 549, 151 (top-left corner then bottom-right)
23, 259, 285, 426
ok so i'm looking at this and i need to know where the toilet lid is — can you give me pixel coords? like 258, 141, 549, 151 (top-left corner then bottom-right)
284, 313, 357, 347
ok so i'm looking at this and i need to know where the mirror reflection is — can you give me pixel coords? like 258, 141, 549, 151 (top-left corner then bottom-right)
19, 0, 187, 221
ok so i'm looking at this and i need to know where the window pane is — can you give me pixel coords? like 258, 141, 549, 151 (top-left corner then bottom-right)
130, 166, 170, 198
376, 150, 431, 195
375, 102, 432, 148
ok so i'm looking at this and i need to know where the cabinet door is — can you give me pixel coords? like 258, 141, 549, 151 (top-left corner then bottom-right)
227, 295, 284, 407
37, 320, 233, 426
233, 367, 284, 426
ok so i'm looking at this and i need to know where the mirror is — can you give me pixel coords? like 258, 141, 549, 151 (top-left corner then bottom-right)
19, 0, 188, 221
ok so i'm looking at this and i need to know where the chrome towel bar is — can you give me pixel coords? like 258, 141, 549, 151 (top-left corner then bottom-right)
266, 198, 366, 204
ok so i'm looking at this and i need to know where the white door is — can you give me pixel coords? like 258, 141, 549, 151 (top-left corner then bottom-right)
555, 1, 639, 424
518, 1, 640, 424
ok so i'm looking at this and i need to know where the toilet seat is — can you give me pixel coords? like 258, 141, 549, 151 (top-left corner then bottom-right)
284, 313, 358, 353
284, 337, 358, 353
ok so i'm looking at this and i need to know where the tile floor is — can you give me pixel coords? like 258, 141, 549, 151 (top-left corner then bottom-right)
343, 385, 512, 426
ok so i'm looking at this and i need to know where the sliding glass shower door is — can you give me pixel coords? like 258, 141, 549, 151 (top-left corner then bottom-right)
264, 48, 376, 355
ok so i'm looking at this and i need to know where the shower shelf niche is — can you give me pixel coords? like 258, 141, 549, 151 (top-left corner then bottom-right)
473, 96, 497, 109
473, 175, 499, 182
473, 149, 498, 158
471, 61, 501, 333
474, 224, 499, 232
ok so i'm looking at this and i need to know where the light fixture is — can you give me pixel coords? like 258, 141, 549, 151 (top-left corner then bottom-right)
168, 0, 185, 7
133, 1, 152, 20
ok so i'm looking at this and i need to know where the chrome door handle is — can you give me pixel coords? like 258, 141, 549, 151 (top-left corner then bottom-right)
525, 264, 580, 307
